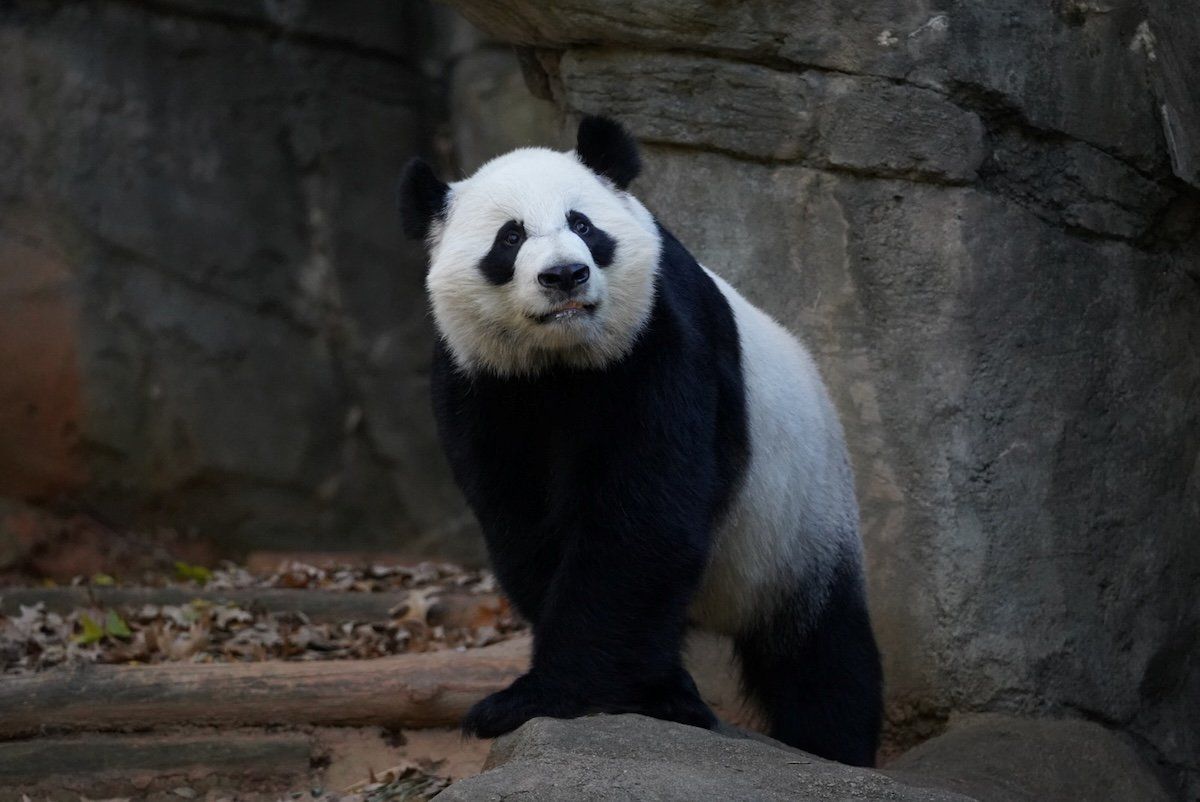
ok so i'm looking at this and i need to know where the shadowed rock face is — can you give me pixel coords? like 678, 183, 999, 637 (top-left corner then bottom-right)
0, 1, 479, 560
887, 714, 1173, 802
0, 2, 563, 564
447, 0, 1200, 794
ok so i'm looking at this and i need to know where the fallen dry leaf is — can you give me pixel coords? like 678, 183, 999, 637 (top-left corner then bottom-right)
1, 562, 524, 674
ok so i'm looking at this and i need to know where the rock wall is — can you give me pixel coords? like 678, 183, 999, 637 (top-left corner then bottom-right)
446, 1, 1200, 794
0, 1, 558, 563
2, 0, 1197, 793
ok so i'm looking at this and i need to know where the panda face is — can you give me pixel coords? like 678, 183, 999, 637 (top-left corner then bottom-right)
424, 148, 661, 376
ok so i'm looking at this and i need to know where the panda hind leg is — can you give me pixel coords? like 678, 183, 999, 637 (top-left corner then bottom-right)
734, 562, 883, 767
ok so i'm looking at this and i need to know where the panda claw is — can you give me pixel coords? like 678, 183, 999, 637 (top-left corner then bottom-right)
461, 672, 581, 739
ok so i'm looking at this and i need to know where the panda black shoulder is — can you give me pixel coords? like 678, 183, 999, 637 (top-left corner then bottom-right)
627, 222, 750, 523
649, 223, 739, 350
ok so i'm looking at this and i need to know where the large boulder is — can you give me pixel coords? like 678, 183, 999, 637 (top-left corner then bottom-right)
446, 2, 1200, 795
440, 713, 1173, 801
439, 714, 972, 801
886, 714, 1173, 802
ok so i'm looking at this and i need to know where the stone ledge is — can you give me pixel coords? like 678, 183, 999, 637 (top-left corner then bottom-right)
559, 49, 986, 183
440, 713, 1175, 801
440, 714, 973, 801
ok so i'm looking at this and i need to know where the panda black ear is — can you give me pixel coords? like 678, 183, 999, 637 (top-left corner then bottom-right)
398, 158, 450, 240
575, 115, 641, 190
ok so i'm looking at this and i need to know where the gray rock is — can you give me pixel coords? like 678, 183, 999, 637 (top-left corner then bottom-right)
812, 75, 986, 184
560, 50, 817, 162
447, 2, 1200, 792
0, 0, 480, 560
451, 43, 562, 175
1147, 2, 1200, 188
885, 714, 1173, 802
446, 0, 942, 79
560, 50, 985, 181
451, 0, 1166, 166
984, 131, 1173, 240
440, 714, 974, 801
125, 0, 443, 63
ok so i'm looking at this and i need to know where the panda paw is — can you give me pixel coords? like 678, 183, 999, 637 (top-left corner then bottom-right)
648, 694, 718, 731
461, 672, 582, 739
637, 672, 719, 731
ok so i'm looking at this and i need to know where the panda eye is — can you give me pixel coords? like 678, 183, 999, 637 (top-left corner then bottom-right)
501, 226, 523, 247
571, 217, 591, 236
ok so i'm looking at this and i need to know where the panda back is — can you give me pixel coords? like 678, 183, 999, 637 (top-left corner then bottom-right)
692, 267, 861, 635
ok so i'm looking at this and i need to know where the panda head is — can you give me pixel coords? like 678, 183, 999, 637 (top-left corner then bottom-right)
400, 116, 662, 376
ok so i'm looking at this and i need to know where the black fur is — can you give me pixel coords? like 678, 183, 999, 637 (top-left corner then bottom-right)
735, 554, 884, 767
567, 210, 615, 267
575, 116, 641, 190
398, 157, 450, 240
478, 220, 525, 285
432, 224, 747, 737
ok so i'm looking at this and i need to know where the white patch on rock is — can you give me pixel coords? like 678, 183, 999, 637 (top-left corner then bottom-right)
1130, 20, 1157, 61
908, 14, 950, 40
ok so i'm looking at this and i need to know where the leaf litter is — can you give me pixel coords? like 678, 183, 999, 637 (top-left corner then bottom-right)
0, 560, 522, 675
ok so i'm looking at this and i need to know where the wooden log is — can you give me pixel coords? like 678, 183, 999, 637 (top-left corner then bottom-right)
0, 586, 501, 626
0, 636, 530, 740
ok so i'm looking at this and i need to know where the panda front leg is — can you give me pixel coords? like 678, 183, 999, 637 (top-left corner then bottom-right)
462, 511, 717, 738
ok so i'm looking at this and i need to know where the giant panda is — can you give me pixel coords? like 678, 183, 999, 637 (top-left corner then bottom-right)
399, 116, 883, 766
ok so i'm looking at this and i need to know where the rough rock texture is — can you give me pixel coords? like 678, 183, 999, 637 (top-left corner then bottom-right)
0, 2, 566, 560
439, 715, 973, 801
886, 714, 1173, 802
440, 714, 1174, 801
559, 50, 987, 182
445, 21, 562, 175
1144, 1, 1200, 189
447, 1, 1200, 795
3, 0, 1197, 795
0, 1, 482, 558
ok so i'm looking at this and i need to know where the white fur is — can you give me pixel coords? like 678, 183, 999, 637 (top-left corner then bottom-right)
427, 148, 661, 376
690, 269, 861, 635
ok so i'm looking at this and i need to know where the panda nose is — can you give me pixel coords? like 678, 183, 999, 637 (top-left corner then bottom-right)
538, 263, 590, 291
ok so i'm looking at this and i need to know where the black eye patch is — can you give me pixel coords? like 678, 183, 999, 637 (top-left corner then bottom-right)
478, 220, 525, 285
567, 210, 616, 267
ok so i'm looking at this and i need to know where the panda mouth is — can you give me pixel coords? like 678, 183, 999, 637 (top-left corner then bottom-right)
534, 300, 597, 324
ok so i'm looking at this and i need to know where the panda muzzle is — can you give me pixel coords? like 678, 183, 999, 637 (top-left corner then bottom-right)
534, 299, 597, 323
